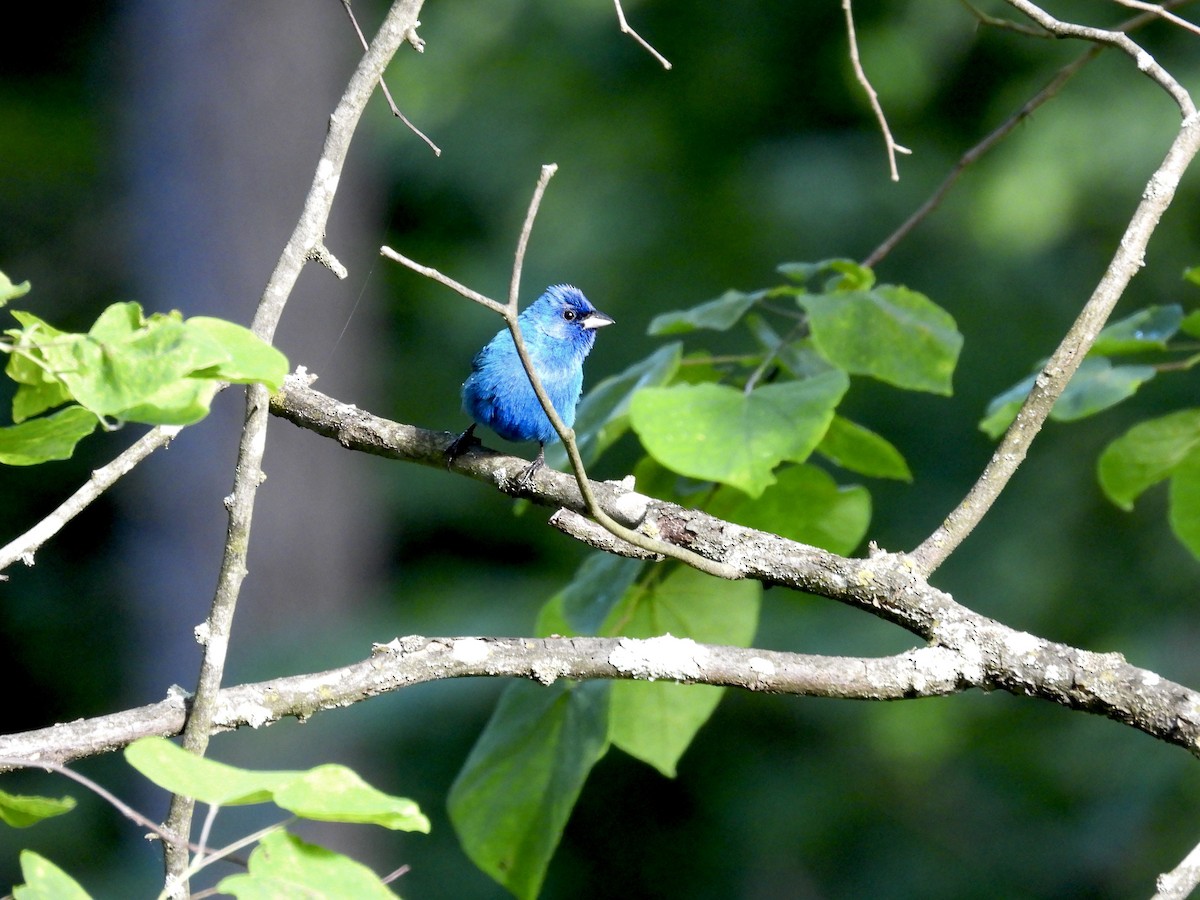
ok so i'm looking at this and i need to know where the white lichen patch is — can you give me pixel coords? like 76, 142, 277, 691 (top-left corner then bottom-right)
748, 657, 776, 679
609, 634, 708, 681
451, 637, 491, 665
1003, 630, 1041, 659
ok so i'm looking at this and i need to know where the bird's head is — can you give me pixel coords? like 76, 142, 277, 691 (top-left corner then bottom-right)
523, 284, 615, 347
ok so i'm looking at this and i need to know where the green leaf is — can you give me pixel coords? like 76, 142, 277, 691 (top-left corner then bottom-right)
546, 342, 681, 470
647, 290, 762, 335
800, 285, 961, 394
186, 316, 288, 389
981, 358, 1157, 439
744, 315, 836, 380
1090, 305, 1182, 355
125, 737, 297, 806
12, 379, 72, 423
1168, 451, 1200, 560
1181, 310, 1200, 339
707, 463, 871, 556
0, 406, 99, 466
777, 258, 875, 291
449, 680, 609, 900
13, 852, 92, 900
605, 566, 760, 776
1184, 265, 1200, 287
0, 271, 32, 307
535, 553, 645, 637
629, 372, 849, 497
218, 831, 399, 900
1097, 409, 1200, 510
125, 738, 428, 832
273, 765, 430, 832
817, 415, 912, 481
0, 789, 76, 828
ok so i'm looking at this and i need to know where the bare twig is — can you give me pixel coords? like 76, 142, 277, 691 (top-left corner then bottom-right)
161, 2, 429, 893
0, 757, 187, 850
1114, 0, 1200, 38
381, 167, 738, 580
340, 0, 441, 156
613, 0, 672, 70
911, 112, 1200, 573
863, 48, 1096, 268
0, 425, 183, 575
842, 0, 912, 181
960, 0, 1053, 36
1005, 0, 1195, 114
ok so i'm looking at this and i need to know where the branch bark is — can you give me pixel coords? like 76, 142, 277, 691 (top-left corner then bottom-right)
262, 378, 1200, 758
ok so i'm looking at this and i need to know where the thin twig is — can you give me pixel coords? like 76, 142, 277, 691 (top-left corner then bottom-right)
0, 425, 183, 575
911, 111, 1200, 574
863, 48, 1096, 268
1005, 0, 1195, 114
959, 0, 1053, 36
1114, 0, 1200, 38
508, 164, 557, 310
340, 0, 441, 156
842, 0, 912, 182
0, 757, 187, 850
161, 2, 429, 894
613, 0, 672, 70
380, 168, 738, 580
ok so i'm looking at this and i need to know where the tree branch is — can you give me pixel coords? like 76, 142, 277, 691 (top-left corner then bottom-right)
263, 380, 1200, 757
162, 2, 428, 892
842, 0, 911, 181
0, 425, 182, 575
4, 624, 1199, 772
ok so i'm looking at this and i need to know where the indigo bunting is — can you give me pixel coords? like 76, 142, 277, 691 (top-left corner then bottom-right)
447, 284, 614, 484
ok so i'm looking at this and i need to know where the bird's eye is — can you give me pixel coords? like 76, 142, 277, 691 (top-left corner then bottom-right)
562, 309, 577, 321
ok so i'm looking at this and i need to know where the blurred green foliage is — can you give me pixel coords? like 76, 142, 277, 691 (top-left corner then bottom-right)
4, 1, 1200, 898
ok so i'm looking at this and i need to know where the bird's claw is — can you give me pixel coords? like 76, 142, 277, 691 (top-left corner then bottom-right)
445, 425, 480, 468
513, 456, 544, 491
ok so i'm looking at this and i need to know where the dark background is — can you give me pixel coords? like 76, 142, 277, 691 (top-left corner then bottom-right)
2, 1, 1200, 897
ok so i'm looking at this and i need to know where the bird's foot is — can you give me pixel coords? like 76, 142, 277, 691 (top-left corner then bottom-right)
445, 424, 480, 468
513, 445, 546, 491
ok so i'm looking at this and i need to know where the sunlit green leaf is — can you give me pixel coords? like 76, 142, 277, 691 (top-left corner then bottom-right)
273, 765, 429, 832
0, 789, 76, 828
708, 463, 871, 555
1097, 409, 1200, 510
1090, 305, 1181, 355
777, 259, 874, 291
0, 270, 31, 307
11, 379, 72, 423
647, 290, 763, 335
800, 286, 961, 394
629, 372, 849, 497
449, 680, 609, 900
546, 342, 681, 470
218, 831, 399, 900
186, 316, 288, 390
125, 737, 296, 806
13, 852, 92, 900
605, 566, 760, 776
0, 406, 99, 466
817, 415, 912, 481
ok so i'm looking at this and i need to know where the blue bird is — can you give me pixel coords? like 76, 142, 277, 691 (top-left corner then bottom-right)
447, 284, 614, 484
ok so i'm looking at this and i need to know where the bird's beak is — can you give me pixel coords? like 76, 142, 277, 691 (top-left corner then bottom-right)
582, 311, 615, 330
